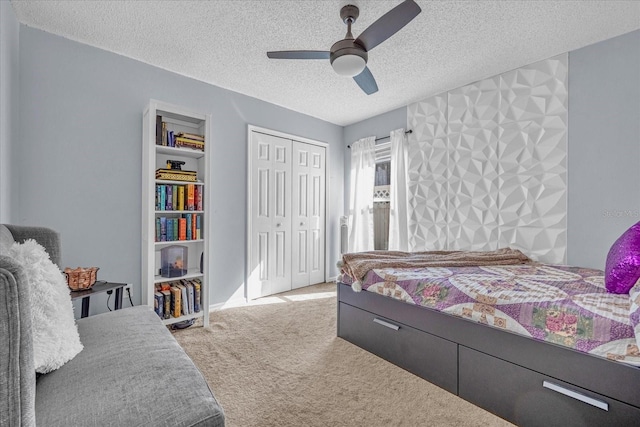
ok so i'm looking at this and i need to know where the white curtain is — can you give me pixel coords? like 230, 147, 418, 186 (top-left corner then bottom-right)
348, 136, 376, 253
389, 128, 410, 251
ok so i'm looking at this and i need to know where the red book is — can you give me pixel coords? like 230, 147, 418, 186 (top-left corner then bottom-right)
197, 186, 203, 211
192, 214, 197, 240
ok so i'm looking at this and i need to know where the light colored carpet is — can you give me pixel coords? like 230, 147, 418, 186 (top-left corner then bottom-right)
172, 282, 513, 427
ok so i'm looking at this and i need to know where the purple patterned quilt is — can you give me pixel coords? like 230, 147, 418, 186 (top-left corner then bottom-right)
340, 264, 640, 366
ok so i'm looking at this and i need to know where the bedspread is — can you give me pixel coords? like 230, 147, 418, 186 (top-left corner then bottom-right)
341, 264, 640, 366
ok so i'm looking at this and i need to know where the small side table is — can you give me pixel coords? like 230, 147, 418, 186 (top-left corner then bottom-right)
70, 281, 127, 318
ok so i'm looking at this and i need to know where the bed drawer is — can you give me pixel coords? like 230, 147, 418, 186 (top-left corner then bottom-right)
338, 302, 458, 394
459, 346, 640, 426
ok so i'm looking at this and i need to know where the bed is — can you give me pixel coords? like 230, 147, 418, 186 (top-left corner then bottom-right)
336, 249, 640, 426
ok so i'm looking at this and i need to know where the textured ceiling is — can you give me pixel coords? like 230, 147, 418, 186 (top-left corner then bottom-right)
10, 0, 640, 126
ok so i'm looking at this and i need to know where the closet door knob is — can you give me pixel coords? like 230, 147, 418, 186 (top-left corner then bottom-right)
300, 222, 305, 226
276, 223, 282, 227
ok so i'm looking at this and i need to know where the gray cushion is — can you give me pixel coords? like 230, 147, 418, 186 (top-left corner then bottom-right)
0, 225, 14, 254
35, 306, 225, 427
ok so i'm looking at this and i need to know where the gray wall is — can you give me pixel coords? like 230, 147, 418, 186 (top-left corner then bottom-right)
0, 1, 19, 223
342, 107, 406, 213
16, 27, 343, 315
568, 29, 640, 269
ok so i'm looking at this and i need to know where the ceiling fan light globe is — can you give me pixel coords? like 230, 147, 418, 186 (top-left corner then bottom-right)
331, 54, 366, 77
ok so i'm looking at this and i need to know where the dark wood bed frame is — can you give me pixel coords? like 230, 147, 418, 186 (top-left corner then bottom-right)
337, 282, 640, 426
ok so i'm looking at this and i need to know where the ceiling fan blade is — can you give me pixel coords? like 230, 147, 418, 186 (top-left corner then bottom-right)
267, 51, 330, 60
355, 0, 421, 52
353, 67, 378, 95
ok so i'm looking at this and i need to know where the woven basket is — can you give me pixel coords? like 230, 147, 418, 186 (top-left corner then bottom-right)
65, 267, 99, 291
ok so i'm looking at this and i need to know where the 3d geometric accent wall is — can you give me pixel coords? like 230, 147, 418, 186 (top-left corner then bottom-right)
407, 94, 448, 250
447, 77, 501, 251
407, 54, 567, 264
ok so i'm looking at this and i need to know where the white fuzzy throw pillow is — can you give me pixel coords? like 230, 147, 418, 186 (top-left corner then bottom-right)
9, 239, 83, 373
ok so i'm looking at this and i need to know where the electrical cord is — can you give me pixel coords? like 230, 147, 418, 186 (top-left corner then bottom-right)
127, 287, 134, 306
105, 286, 133, 311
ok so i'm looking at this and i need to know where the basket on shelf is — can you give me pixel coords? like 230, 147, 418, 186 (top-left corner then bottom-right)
64, 267, 100, 291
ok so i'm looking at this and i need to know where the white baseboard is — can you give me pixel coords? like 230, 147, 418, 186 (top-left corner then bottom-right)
208, 302, 225, 312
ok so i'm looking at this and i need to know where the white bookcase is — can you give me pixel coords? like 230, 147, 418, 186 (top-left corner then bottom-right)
142, 100, 211, 327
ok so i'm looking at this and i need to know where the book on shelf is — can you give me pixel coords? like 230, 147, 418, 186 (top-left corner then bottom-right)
182, 279, 195, 314
178, 186, 185, 210
166, 218, 173, 242
176, 132, 205, 142
156, 115, 163, 146
166, 185, 173, 210
156, 169, 197, 182
192, 214, 198, 240
156, 168, 197, 177
177, 283, 189, 315
160, 217, 167, 242
175, 135, 205, 145
193, 279, 201, 312
178, 218, 187, 240
170, 286, 182, 318
154, 291, 164, 318
160, 186, 167, 211
187, 281, 195, 314
174, 136, 204, 151
196, 185, 203, 211
161, 289, 171, 319
161, 122, 167, 146
172, 185, 178, 210
187, 184, 195, 210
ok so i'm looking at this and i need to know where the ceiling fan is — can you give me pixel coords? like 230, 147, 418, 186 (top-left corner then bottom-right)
267, 0, 422, 95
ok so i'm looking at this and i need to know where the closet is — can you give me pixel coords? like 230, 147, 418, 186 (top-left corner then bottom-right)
247, 127, 327, 299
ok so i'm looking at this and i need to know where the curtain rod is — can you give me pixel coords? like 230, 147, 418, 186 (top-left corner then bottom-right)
347, 129, 412, 148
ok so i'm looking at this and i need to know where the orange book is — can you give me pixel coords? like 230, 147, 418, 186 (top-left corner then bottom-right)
192, 214, 197, 240
178, 218, 187, 240
187, 184, 195, 211
170, 286, 181, 318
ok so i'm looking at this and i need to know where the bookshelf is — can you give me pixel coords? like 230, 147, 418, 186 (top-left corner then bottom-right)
142, 100, 211, 327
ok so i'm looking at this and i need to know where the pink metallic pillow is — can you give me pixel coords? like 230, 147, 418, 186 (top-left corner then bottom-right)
605, 221, 640, 294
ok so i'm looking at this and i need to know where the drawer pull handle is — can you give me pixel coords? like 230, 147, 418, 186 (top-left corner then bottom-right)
542, 381, 608, 411
373, 318, 400, 331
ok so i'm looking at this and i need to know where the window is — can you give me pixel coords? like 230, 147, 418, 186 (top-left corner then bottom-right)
374, 143, 391, 250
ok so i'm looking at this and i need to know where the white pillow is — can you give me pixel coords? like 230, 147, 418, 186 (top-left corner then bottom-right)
9, 239, 83, 373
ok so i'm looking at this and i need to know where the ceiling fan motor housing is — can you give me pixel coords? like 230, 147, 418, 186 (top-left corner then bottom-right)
330, 39, 368, 65
330, 39, 368, 76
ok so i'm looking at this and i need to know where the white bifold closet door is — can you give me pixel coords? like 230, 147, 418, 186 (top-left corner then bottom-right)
291, 141, 326, 289
250, 132, 292, 298
249, 130, 326, 299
